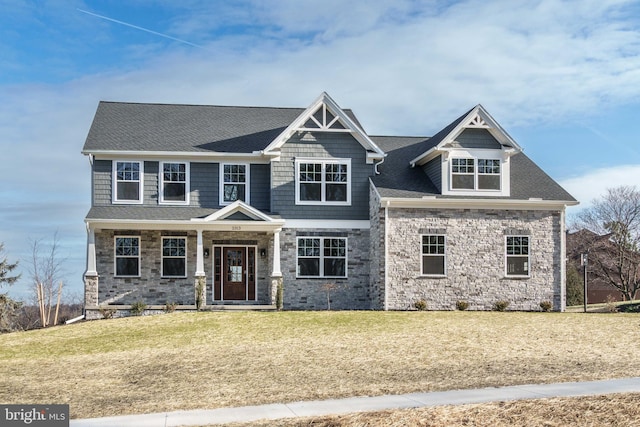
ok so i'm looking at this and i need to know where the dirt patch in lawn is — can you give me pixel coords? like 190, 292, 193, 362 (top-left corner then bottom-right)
220, 393, 640, 427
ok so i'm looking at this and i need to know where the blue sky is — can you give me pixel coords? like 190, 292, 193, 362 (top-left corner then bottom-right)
2, 0, 640, 301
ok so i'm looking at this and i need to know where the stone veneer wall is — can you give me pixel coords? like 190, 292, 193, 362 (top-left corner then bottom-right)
279, 227, 371, 310
385, 207, 563, 311
93, 230, 274, 306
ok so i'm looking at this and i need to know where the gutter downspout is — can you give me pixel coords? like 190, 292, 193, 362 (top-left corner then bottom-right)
560, 206, 567, 312
374, 156, 385, 175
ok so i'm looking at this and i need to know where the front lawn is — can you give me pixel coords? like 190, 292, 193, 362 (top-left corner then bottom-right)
1, 311, 639, 419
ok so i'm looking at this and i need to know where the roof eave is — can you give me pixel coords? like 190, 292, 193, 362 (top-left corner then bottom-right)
379, 197, 579, 210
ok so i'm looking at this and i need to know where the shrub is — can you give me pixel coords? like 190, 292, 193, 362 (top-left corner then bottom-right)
414, 299, 427, 311
99, 307, 116, 319
163, 302, 177, 313
604, 295, 618, 313
539, 301, 553, 312
493, 300, 510, 312
129, 301, 147, 316
455, 300, 469, 311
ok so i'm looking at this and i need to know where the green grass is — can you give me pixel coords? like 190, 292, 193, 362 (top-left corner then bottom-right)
1, 311, 639, 419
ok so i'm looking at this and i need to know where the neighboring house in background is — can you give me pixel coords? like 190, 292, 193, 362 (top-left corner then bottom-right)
82, 92, 577, 318
566, 229, 628, 303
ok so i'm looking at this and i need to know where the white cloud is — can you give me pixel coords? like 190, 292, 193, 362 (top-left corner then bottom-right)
560, 164, 640, 215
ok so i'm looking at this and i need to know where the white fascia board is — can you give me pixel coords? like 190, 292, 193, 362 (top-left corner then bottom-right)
410, 147, 439, 167
85, 150, 270, 163
196, 200, 277, 222
283, 219, 371, 229
379, 197, 578, 211
86, 218, 284, 232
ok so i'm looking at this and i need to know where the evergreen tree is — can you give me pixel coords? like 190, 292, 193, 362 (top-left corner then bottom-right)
566, 262, 584, 307
0, 243, 20, 287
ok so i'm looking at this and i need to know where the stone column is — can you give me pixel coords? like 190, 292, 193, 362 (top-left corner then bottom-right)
84, 226, 99, 310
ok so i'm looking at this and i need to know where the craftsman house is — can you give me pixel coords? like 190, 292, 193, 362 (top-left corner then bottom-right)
82, 92, 577, 318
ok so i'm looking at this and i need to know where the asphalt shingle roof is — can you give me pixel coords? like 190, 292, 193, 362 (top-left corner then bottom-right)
83, 101, 363, 153
371, 135, 576, 202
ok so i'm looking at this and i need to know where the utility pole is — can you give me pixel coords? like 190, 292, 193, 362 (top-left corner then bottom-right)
581, 253, 588, 313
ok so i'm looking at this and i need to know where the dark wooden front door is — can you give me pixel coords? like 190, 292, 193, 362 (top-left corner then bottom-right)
223, 247, 246, 300
213, 246, 257, 301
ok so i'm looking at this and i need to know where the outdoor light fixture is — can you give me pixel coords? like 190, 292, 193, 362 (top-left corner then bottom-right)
260, 248, 267, 257
204, 248, 210, 259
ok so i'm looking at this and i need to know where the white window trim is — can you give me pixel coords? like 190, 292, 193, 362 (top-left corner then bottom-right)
505, 235, 531, 278
296, 236, 348, 279
159, 161, 190, 205
161, 237, 188, 278
295, 158, 352, 206
219, 163, 250, 206
113, 160, 144, 204
442, 149, 510, 197
114, 236, 141, 277
420, 234, 447, 277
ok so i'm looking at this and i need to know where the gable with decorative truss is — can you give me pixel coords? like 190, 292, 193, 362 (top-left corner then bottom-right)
302, 103, 347, 131
263, 92, 385, 163
409, 104, 521, 167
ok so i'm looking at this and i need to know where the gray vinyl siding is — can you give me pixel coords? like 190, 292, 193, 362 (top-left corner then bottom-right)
422, 156, 442, 193
250, 164, 270, 212
271, 132, 373, 220
450, 128, 502, 149
92, 159, 112, 206
93, 160, 269, 211
191, 162, 218, 208
143, 161, 159, 205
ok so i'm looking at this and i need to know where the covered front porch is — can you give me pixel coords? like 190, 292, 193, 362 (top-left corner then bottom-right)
84, 202, 285, 318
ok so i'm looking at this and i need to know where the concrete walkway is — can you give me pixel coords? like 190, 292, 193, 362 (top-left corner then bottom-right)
70, 377, 640, 427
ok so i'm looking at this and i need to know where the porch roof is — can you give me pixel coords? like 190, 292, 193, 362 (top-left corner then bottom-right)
85, 206, 284, 231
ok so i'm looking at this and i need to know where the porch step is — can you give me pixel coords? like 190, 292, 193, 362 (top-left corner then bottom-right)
204, 304, 277, 311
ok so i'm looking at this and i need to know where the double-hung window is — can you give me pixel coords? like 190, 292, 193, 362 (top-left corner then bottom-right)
506, 236, 530, 277
421, 235, 446, 276
477, 159, 500, 190
296, 159, 351, 205
160, 162, 189, 204
220, 163, 249, 205
114, 236, 140, 277
162, 237, 187, 277
114, 161, 142, 203
297, 237, 347, 278
451, 157, 501, 191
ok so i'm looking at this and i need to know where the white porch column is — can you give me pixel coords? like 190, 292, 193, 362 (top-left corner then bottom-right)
85, 226, 98, 277
195, 229, 205, 276
272, 228, 282, 277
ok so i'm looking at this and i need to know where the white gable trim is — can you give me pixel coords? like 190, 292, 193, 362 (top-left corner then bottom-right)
196, 200, 275, 222
410, 105, 522, 167
263, 92, 386, 162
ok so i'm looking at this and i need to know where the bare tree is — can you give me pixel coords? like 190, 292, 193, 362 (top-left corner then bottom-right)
576, 186, 640, 301
29, 233, 66, 327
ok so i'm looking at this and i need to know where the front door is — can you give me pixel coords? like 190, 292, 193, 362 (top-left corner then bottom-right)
223, 247, 245, 300
213, 246, 257, 301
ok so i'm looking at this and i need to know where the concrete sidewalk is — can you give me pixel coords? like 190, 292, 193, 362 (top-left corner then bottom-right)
70, 377, 640, 427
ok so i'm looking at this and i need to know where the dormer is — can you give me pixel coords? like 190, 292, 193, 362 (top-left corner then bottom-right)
409, 105, 521, 197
